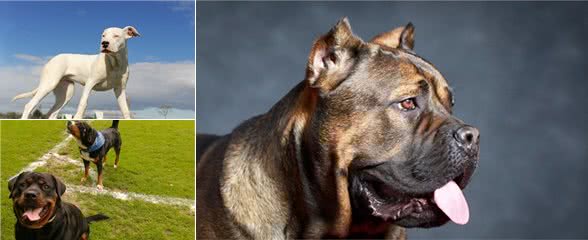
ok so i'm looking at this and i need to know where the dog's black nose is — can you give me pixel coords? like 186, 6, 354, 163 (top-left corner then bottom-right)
454, 126, 480, 149
101, 41, 109, 48
24, 191, 38, 200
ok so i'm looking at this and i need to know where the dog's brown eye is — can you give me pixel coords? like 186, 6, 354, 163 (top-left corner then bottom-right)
19, 183, 26, 188
114, 35, 120, 38
398, 98, 417, 111
42, 185, 50, 190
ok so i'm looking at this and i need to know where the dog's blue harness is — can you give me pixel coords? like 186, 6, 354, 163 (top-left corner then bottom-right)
88, 132, 105, 152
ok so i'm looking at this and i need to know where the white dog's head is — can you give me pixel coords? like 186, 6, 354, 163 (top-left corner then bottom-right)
100, 26, 140, 54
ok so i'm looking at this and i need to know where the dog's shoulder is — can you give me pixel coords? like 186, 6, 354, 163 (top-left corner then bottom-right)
100, 127, 121, 139
196, 134, 223, 163
60, 202, 84, 218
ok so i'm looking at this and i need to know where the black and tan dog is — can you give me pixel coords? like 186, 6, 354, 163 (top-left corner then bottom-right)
67, 120, 122, 190
197, 18, 480, 239
9, 172, 109, 240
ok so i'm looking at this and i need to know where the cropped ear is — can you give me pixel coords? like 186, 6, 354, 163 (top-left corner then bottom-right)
51, 175, 66, 198
305, 17, 363, 91
124, 26, 141, 39
370, 22, 415, 50
8, 172, 28, 199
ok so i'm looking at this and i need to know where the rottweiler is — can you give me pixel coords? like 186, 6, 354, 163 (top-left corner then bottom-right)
8, 172, 108, 240
67, 120, 122, 190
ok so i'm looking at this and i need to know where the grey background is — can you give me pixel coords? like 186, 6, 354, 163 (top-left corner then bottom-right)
197, 2, 588, 238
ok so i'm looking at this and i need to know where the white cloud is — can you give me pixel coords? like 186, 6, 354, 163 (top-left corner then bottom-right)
14, 54, 49, 65
0, 54, 195, 118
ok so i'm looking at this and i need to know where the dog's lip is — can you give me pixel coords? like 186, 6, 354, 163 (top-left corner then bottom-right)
359, 181, 435, 222
356, 172, 470, 223
101, 49, 111, 53
17, 204, 51, 224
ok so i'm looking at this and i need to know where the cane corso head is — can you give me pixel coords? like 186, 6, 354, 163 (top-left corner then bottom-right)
300, 18, 480, 230
8, 172, 66, 229
100, 26, 140, 53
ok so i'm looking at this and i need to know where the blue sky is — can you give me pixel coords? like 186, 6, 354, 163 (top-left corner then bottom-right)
0, 1, 195, 118
0, 1, 194, 65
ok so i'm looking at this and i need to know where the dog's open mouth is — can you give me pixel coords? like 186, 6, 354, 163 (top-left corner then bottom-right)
18, 204, 51, 225
355, 173, 470, 226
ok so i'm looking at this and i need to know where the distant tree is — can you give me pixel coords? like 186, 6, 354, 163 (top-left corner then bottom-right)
31, 109, 45, 119
7, 112, 20, 119
1, 112, 25, 118
158, 105, 173, 119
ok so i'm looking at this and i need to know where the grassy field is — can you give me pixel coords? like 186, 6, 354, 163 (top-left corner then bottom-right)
1, 120, 195, 240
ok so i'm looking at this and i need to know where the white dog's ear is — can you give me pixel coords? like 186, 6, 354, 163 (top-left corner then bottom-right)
124, 26, 141, 39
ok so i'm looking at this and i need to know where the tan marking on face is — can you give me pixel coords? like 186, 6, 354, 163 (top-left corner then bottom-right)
68, 122, 81, 139
12, 176, 58, 229
403, 54, 453, 112
388, 81, 425, 101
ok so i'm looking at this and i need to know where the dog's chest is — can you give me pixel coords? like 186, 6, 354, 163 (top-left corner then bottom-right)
80, 150, 94, 161
92, 70, 127, 91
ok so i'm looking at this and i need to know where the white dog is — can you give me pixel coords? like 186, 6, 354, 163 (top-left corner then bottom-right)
13, 26, 140, 119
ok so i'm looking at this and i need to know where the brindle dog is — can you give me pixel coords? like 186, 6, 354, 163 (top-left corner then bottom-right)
9, 172, 108, 240
197, 18, 480, 239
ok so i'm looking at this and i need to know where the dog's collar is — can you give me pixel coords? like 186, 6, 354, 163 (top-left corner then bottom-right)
88, 132, 105, 152
47, 214, 56, 224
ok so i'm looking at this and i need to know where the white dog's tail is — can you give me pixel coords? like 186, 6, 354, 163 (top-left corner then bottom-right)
11, 88, 38, 102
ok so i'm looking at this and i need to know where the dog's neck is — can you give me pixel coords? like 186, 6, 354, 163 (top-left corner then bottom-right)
232, 81, 405, 238
223, 80, 390, 238
219, 81, 316, 238
102, 47, 128, 70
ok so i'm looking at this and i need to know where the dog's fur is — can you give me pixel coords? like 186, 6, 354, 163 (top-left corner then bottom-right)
13, 26, 140, 119
197, 18, 480, 239
9, 172, 109, 240
67, 120, 122, 190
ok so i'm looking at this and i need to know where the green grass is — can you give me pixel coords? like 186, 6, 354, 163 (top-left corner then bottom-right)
1, 120, 69, 239
66, 192, 194, 240
1, 120, 195, 240
60, 120, 195, 198
1, 121, 68, 179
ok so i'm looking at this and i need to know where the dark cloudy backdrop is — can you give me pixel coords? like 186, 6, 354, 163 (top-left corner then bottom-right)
197, 2, 588, 238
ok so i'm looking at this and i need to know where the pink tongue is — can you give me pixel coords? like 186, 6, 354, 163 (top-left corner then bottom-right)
22, 208, 43, 221
434, 181, 469, 225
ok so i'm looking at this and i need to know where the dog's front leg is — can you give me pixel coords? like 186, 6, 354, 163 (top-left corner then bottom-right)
114, 87, 131, 119
96, 158, 104, 190
74, 81, 100, 119
81, 160, 90, 183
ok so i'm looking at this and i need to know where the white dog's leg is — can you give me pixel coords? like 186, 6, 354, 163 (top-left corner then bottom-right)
74, 82, 98, 119
21, 81, 61, 119
114, 87, 132, 119
21, 90, 52, 119
47, 81, 75, 119
21, 59, 66, 119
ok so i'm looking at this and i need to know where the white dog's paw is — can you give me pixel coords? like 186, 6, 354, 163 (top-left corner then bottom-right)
97, 184, 104, 191
114, 164, 118, 169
